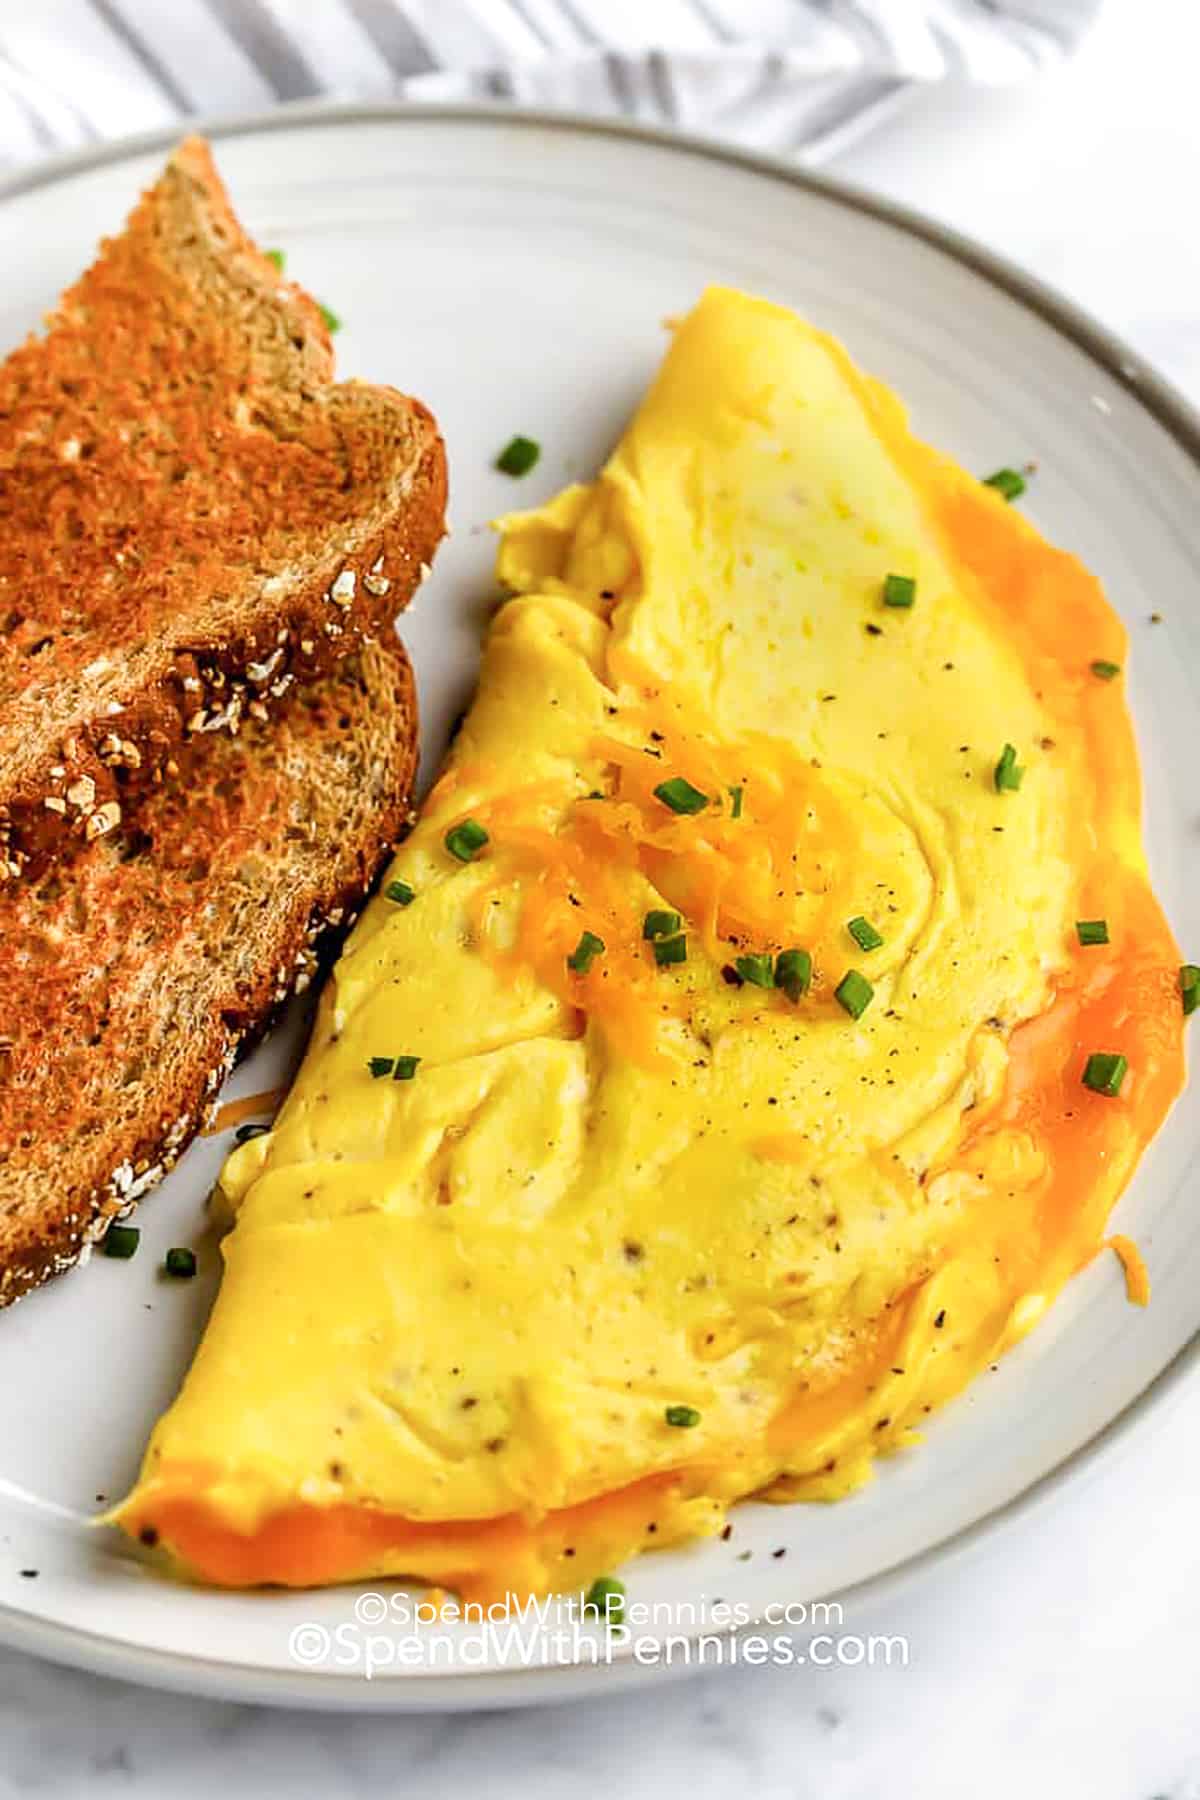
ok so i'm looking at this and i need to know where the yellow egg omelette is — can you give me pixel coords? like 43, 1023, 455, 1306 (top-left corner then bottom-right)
116, 287, 1187, 1602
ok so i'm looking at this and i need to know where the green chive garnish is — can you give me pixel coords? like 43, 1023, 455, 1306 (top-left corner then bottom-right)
983, 468, 1026, 502
1082, 1051, 1127, 1097
642, 909, 682, 941
728, 784, 744, 819
264, 248, 285, 272
775, 947, 813, 1002
835, 970, 874, 1019
103, 1224, 140, 1260
654, 934, 688, 967
1076, 919, 1109, 946
318, 302, 341, 334
994, 743, 1024, 793
665, 1404, 701, 1428
847, 916, 883, 953
164, 1247, 197, 1279
368, 1056, 420, 1082
445, 819, 489, 862
654, 776, 708, 815
567, 930, 605, 975
1181, 964, 1200, 1016
882, 573, 916, 609
735, 953, 774, 989
386, 879, 415, 906
495, 435, 541, 477
582, 1575, 626, 1626
1090, 660, 1121, 681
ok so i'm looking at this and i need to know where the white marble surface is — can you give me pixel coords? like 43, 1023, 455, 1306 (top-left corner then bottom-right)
3, 1, 1199, 1793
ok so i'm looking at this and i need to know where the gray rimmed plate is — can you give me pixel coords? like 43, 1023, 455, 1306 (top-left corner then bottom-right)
0, 103, 1197, 1710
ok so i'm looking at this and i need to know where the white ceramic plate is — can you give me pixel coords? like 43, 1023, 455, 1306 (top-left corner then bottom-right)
2, 104, 1199, 1712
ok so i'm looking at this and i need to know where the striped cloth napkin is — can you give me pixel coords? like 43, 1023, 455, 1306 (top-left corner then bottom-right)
0, 0, 1100, 173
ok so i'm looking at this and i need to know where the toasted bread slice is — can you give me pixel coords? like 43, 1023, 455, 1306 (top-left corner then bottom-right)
0, 638, 418, 1307
0, 136, 446, 878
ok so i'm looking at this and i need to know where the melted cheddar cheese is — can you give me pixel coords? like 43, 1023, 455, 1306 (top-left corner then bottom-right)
116, 288, 1185, 1603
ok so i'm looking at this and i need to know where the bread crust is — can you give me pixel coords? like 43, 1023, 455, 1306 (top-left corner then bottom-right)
0, 137, 447, 879
0, 642, 420, 1307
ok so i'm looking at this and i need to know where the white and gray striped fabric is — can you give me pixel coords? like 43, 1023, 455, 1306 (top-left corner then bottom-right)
0, 0, 1100, 173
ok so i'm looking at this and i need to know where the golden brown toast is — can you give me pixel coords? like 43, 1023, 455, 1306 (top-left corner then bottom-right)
0, 639, 419, 1306
0, 136, 446, 878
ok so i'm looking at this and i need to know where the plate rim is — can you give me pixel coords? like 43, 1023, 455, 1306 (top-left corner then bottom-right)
2, 97, 1198, 1712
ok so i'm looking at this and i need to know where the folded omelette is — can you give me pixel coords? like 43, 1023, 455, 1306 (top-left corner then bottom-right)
117, 288, 1187, 1601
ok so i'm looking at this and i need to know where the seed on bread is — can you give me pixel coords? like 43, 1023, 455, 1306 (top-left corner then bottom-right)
85, 801, 121, 840
246, 650, 284, 685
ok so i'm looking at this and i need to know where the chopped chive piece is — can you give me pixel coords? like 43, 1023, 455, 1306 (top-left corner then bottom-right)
882, 573, 916, 609
164, 1247, 197, 1279
847, 916, 884, 953
103, 1224, 140, 1260
366, 1055, 420, 1082
642, 909, 682, 941
567, 930, 605, 974
235, 1122, 270, 1144
983, 468, 1026, 502
495, 435, 540, 477
728, 784, 744, 819
654, 934, 688, 967
835, 970, 874, 1020
994, 742, 1025, 793
445, 819, 489, 861
1082, 1051, 1127, 1096
1076, 919, 1109, 947
654, 776, 708, 815
1181, 964, 1200, 1016
1090, 659, 1121, 681
318, 301, 341, 334
775, 947, 813, 1002
385, 879, 415, 906
735, 953, 775, 989
582, 1575, 626, 1627
665, 1404, 701, 1428
264, 248, 285, 272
